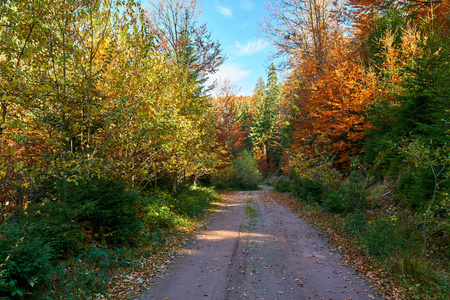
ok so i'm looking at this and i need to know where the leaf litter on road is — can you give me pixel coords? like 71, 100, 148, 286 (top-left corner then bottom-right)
259, 189, 410, 299
98, 194, 223, 300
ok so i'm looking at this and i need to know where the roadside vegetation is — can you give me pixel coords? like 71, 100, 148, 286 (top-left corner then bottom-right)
0, 0, 224, 298
1, 177, 219, 299
264, 1, 449, 299
274, 166, 449, 299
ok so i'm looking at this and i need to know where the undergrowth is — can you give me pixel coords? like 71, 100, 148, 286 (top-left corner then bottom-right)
0, 176, 218, 300
274, 174, 450, 299
213, 150, 262, 191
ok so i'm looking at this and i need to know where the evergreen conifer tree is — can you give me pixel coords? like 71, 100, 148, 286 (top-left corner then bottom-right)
250, 63, 282, 172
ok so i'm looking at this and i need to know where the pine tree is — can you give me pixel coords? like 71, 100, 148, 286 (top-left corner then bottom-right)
265, 62, 282, 167
250, 80, 267, 162
265, 62, 281, 124
250, 63, 281, 173
178, 9, 206, 96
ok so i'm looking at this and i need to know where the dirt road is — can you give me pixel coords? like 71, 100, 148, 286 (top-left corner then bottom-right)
138, 187, 379, 300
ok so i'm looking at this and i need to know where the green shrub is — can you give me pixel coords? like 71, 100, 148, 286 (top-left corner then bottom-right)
321, 192, 346, 213
291, 179, 324, 204
172, 186, 217, 218
30, 201, 86, 258
340, 172, 370, 213
140, 186, 217, 241
274, 178, 291, 192
54, 246, 112, 299
395, 166, 435, 210
369, 143, 404, 179
288, 153, 342, 190
212, 166, 236, 186
320, 172, 370, 214
213, 150, 262, 190
173, 192, 206, 218
0, 220, 53, 299
141, 195, 185, 231
363, 218, 397, 257
28, 176, 143, 251
343, 212, 368, 235
232, 150, 262, 186
54, 177, 143, 246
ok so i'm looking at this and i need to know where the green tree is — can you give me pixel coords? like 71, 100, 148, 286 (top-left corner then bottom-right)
402, 139, 450, 259
365, 9, 450, 176
250, 63, 282, 173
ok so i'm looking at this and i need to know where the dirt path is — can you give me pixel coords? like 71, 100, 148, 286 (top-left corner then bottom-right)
137, 187, 379, 300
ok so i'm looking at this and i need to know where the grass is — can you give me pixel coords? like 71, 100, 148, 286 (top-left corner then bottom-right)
245, 205, 259, 218
244, 198, 259, 229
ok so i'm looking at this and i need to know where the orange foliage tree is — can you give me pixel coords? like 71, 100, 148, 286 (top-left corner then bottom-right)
286, 30, 378, 168
264, 0, 379, 170
347, 0, 450, 43
212, 81, 248, 168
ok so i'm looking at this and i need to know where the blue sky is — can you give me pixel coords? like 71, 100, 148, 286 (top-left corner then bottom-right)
198, 0, 277, 96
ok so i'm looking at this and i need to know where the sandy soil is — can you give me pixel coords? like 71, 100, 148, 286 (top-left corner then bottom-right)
137, 186, 379, 300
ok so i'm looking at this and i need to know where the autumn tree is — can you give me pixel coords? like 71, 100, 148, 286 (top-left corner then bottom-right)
209, 80, 265, 188
235, 95, 255, 150
0, 0, 153, 211
287, 33, 378, 168
212, 81, 247, 167
0, 0, 224, 209
263, 1, 379, 170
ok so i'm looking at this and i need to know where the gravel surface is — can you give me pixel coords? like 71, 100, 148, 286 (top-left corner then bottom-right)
137, 186, 379, 300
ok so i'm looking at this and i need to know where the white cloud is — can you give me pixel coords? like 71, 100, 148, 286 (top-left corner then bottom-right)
207, 63, 250, 85
241, 0, 255, 11
217, 5, 233, 18
234, 39, 269, 56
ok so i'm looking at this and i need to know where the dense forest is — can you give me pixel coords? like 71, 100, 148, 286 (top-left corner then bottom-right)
0, 0, 449, 299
